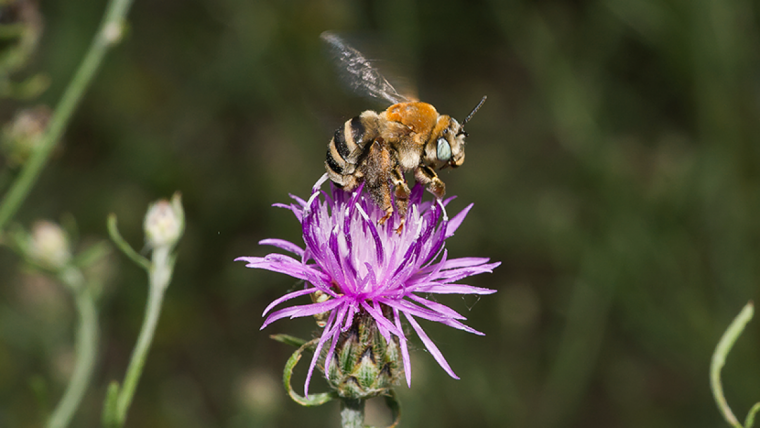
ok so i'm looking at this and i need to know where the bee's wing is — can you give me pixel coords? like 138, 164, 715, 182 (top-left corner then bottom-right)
321, 32, 410, 105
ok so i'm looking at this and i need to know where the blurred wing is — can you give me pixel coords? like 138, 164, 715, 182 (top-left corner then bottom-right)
321, 32, 410, 105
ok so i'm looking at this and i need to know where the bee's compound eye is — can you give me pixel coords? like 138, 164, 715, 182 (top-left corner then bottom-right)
437, 137, 452, 161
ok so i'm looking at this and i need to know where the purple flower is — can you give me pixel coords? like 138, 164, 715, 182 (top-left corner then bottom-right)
236, 175, 499, 395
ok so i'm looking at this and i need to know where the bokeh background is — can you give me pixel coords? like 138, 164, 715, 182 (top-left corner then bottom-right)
2, 0, 760, 426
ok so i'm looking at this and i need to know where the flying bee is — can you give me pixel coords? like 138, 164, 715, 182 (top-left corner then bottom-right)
321, 32, 486, 231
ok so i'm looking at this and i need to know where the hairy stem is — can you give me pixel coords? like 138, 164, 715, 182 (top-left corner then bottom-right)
340, 398, 365, 428
114, 246, 173, 426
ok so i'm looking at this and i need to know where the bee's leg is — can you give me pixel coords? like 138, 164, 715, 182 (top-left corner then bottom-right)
414, 165, 446, 199
390, 166, 410, 233
364, 141, 395, 225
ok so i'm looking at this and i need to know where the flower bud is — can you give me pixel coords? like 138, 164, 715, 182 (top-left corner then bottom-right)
27, 220, 71, 270
143, 192, 184, 249
1, 106, 51, 167
324, 311, 403, 399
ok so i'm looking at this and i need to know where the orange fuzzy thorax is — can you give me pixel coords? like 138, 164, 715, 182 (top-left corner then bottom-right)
383, 102, 439, 138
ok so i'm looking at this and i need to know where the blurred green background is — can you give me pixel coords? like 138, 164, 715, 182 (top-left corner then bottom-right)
2, 0, 760, 426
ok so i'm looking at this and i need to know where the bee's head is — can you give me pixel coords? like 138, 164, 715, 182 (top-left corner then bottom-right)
426, 96, 486, 169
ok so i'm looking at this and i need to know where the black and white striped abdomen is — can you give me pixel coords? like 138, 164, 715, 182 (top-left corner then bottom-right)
325, 110, 380, 187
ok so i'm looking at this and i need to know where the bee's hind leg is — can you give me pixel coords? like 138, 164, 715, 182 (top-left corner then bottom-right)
364, 141, 395, 226
414, 165, 446, 199
390, 167, 410, 233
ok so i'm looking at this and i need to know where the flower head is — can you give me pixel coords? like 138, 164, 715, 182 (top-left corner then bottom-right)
237, 175, 498, 395
28, 220, 71, 270
144, 192, 185, 249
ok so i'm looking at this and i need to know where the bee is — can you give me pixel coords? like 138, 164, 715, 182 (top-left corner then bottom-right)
322, 33, 486, 231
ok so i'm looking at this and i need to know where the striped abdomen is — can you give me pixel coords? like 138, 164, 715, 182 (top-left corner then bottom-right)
325, 111, 379, 189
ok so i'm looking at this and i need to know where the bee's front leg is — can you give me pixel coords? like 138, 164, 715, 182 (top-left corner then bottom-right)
414, 165, 446, 199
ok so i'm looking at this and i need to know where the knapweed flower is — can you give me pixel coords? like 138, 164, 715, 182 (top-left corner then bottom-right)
236, 175, 498, 396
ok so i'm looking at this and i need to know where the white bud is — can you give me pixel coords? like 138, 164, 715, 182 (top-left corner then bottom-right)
1, 106, 51, 167
143, 192, 184, 249
28, 220, 71, 269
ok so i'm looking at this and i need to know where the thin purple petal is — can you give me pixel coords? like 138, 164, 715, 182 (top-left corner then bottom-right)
411, 283, 498, 295
322, 303, 348, 385
258, 238, 304, 257
445, 203, 473, 237
393, 308, 412, 387
305, 310, 339, 397
262, 298, 344, 329
262, 287, 318, 317
407, 294, 467, 320
403, 312, 459, 380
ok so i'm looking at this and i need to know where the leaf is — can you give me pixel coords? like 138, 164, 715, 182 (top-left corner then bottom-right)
283, 338, 336, 407
270, 334, 309, 348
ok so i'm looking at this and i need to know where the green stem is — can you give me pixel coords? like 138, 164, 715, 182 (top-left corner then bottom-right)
746, 402, 760, 428
340, 398, 365, 428
107, 214, 151, 271
710, 302, 754, 428
47, 267, 99, 428
114, 246, 173, 426
0, 0, 135, 232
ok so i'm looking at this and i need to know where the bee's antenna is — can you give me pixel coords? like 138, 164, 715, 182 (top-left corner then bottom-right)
461, 95, 487, 126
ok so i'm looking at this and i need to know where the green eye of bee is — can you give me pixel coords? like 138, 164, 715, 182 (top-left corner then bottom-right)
437, 138, 452, 161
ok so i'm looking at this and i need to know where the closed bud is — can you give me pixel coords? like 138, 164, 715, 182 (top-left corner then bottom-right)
143, 192, 184, 249
324, 311, 403, 399
1, 106, 51, 167
27, 220, 71, 270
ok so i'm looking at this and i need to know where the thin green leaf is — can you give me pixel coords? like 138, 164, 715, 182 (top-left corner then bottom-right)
270, 334, 309, 348
283, 338, 336, 407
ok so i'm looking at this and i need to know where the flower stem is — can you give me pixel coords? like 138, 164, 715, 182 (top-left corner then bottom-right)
47, 267, 99, 428
0, 0, 135, 232
340, 398, 365, 428
112, 246, 173, 426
